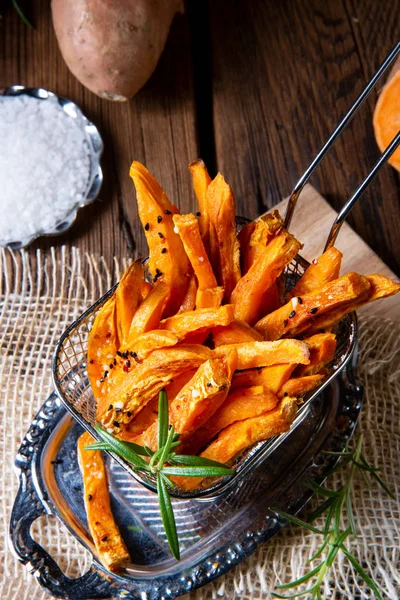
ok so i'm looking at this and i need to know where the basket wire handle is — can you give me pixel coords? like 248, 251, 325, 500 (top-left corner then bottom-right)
284, 40, 400, 230
324, 129, 400, 250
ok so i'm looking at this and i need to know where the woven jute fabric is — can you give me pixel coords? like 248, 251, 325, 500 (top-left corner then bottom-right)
0, 247, 399, 600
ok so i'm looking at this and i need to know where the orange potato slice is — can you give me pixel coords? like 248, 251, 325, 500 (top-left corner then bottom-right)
295, 332, 336, 376
160, 304, 235, 337
231, 364, 296, 394
126, 282, 170, 343
188, 159, 212, 248
214, 339, 310, 370
88, 295, 119, 400
373, 69, 400, 171
212, 320, 263, 346
289, 247, 343, 298
277, 374, 325, 399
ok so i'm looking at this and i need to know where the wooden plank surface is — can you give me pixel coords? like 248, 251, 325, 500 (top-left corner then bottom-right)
1, 1, 399, 278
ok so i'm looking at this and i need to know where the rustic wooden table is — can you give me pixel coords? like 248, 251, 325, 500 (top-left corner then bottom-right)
2, 0, 399, 276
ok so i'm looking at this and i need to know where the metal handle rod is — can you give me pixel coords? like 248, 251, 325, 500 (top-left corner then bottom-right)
284, 40, 400, 229
324, 129, 400, 251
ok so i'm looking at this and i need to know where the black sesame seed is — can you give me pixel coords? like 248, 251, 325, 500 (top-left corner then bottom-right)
109, 363, 113, 369
320, 329, 326, 333
196, 211, 201, 217
115, 408, 121, 413
126, 411, 132, 417
144, 223, 150, 231
157, 215, 162, 223
289, 310, 296, 318
88, 494, 92, 501
283, 392, 288, 397
310, 307, 319, 315
158, 232, 164, 238
156, 268, 161, 274
297, 297, 303, 304
283, 319, 289, 327
164, 209, 172, 215
89, 359, 94, 364
207, 382, 212, 387
103, 370, 108, 378
123, 351, 129, 359
130, 352, 137, 358
113, 421, 120, 428
100, 378, 104, 383
101, 536, 108, 542
161, 247, 167, 254
113, 358, 117, 366
108, 404, 113, 411
116, 351, 123, 357
125, 359, 131, 368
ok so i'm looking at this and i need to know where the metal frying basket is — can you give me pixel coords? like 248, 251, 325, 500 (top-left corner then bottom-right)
53, 42, 400, 500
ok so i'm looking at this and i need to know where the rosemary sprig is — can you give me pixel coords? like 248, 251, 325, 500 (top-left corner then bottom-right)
85, 390, 235, 560
271, 433, 394, 599
11, 0, 33, 28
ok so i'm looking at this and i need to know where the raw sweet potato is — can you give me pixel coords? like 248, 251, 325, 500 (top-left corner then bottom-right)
277, 374, 325, 399
214, 339, 310, 370
231, 229, 302, 325
78, 432, 130, 570
175, 396, 298, 490
295, 332, 336, 376
255, 273, 371, 340
289, 247, 343, 298
126, 282, 170, 343
130, 162, 190, 315
188, 159, 211, 249
141, 350, 237, 449
160, 305, 235, 336
97, 345, 212, 427
51, 0, 182, 101
182, 385, 279, 455
87, 295, 119, 400
205, 173, 241, 299
115, 260, 146, 346
231, 364, 296, 394
212, 320, 263, 346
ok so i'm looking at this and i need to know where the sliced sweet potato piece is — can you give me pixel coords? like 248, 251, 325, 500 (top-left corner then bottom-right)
212, 320, 263, 346
188, 159, 211, 247
115, 260, 144, 346
172, 213, 218, 290
120, 329, 180, 358
97, 345, 212, 428
178, 274, 198, 313
160, 304, 235, 336
88, 296, 119, 400
240, 211, 284, 273
196, 286, 224, 309
295, 333, 336, 376
305, 274, 400, 333
141, 281, 153, 299
205, 173, 241, 299
214, 339, 310, 370
231, 229, 302, 325
77, 432, 130, 571
141, 350, 238, 450
130, 162, 190, 315
126, 282, 170, 343
260, 282, 281, 316
231, 364, 295, 394
183, 386, 279, 455
255, 273, 371, 340
277, 374, 325, 399
290, 247, 343, 298
175, 396, 298, 490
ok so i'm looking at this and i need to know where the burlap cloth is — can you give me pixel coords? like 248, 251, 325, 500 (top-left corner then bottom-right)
1, 247, 399, 600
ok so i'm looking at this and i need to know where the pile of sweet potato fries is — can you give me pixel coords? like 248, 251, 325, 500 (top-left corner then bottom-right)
78, 160, 399, 569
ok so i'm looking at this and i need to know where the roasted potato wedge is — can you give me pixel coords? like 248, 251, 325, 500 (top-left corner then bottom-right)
188, 159, 211, 250
212, 320, 263, 346
277, 374, 325, 399
88, 295, 119, 400
214, 339, 310, 370
231, 364, 296, 394
290, 247, 343, 298
115, 259, 144, 346
295, 332, 336, 376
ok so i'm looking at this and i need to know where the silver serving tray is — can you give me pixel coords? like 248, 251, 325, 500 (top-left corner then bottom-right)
10, 356, 362, 600
0, 86, 104, 249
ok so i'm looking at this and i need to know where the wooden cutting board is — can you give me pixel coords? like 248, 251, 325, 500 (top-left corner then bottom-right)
271, 184, 399, 320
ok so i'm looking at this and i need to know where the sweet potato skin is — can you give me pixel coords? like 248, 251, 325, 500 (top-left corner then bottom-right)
78, 432, 130, 570
51, 0, 181, 101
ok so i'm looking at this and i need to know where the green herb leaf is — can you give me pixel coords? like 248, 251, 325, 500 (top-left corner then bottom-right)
271, 509, 324, 535
93, 426, 149, 469
307, 479, 340, 498
11, 0, 33, 28
171, 454, 232, 468
157, 425, 176, 468
157, 472, 180, 560
340, 546, 383, 600
276, 563, 323, 589
307, 533, 332, 564
307, 497, 334, 523
157, 390, 168, 450
85, 439, 150, 457
162, 465, 234, 478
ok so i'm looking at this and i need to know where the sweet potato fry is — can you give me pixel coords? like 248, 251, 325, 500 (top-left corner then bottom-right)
260, 282, 281, 316
231, 229, 302, 325
183, 386, 279, 455
160, 304, 235, 337
205, 173, 241, 299
141, 350, 237, 449
305, 274, 400, 333
290, 247, 343, 297
126, 282, 170, 343
178, 274, 198, 313
240, 211, 284, 273
255, 273, 371, 340
88, 296, 119, 400
141, 280, 153, 299
175, 396, 298, 490
212, 320, 263, 346
188, 159, 211, 248
120, 330, 180, 358
231, 364, 296, 394
97, 345, 212, 427
214, 339, 310, 370
195, 286, 224, 309
172, 213, 218, 290
115, 260, 144, 346
295, 333, 336, 376
130, 162, 190, 315
277, 374, 325, 399
78, 432, 130, 571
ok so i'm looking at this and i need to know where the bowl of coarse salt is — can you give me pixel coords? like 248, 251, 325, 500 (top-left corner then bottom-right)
0, 86, 103, 249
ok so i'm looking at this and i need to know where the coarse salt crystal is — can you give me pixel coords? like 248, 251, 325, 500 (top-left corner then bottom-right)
114, 401, 124, 410
0, 95, 91, 243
